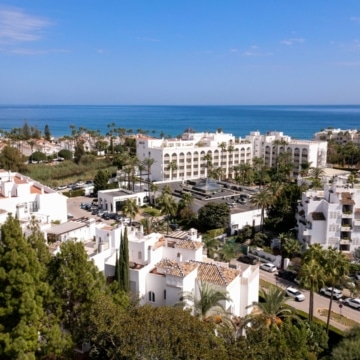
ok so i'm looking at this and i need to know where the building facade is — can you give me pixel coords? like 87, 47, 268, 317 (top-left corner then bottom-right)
136, 130, 253, 181
89, 225, 259, 318
245, 131, 328, 177
0, 169, 67, 227
297, 174, 360, 253
137, 130, 327, 181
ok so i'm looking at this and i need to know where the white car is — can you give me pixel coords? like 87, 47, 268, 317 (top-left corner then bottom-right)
260, 262, 277, 273
343, 297, 360, 310
285, 286, 305, 302
319, 287, 343, 300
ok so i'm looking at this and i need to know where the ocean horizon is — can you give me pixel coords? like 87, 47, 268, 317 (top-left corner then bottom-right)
0, 104, 359, 140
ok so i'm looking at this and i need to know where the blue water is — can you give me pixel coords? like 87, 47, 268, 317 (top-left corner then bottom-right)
0, 105, 359, 140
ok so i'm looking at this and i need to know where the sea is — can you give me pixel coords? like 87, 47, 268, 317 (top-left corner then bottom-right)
0, 105, 359, 140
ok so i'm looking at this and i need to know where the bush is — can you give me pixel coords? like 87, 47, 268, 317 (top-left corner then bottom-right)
58, 149, 73, 160
29, 151, 47, 163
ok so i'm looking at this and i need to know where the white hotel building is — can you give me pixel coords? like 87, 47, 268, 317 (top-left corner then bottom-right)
297, 173, 360, 253
136, 130, 327, 182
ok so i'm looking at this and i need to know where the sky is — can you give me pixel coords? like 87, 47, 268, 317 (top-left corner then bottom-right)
1, 1, 360, 105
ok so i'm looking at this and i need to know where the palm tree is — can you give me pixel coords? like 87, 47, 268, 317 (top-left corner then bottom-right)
180, 192, 194, 208
203, 153, 213, 178
243, 285, 296, 331
322, 247, 350, 334
250, 188, 273, 232
299, 257, 325, 322
166, 160, 178, 180
180, 281, 231, 320
138, 162, 146, 191
122, 198, 139, 223
157, 193, 177, 234
279, 232, 302, 268
142, 157, 156, 185
150, 182, 158, 206
202, 234, 219, 259
309, 167, 325, 180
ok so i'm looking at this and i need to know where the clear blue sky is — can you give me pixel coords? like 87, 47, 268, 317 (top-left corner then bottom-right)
1, 1, 360, 105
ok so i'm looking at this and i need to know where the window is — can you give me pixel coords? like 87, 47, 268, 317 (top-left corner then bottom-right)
164, 290, 166, 300
138, 251, 142, 260
148, 291, 155, 302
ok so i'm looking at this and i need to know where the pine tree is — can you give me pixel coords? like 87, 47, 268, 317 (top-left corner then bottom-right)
0, 215, 44, 359
119, 228, 130, 292
44, 124, 51, 141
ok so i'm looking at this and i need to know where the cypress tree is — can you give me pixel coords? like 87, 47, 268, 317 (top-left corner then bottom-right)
119, 228, 129, 292
44, 124, 51, 141
0, 214, 44, 359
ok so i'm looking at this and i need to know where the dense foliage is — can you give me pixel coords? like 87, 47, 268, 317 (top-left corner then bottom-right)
197, 202, 230, 231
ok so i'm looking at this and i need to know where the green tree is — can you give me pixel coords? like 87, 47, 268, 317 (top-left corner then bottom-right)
73, 139, 85, 164
202, 234, 220, 258
181, 281, 231, 320
142, 157, 156, 184
47, 241, 105, 343
197, 202, 230, 231
58, 148, 72, 160
29, 150, 47, 163
119, 228, 130, 292
0, 215, 45, 358
243, 285, 297, 331
44, 124, 51, 141
299, 244, 326, 322
0, 145, 27, 172
86, 301, 225, 359
157, 193, 177, 234
150, 182, 158, 206
122, 198, 139, 223
93, 169, 108, 194
166, 160, 178, 180
322, 247, 349, 334
250, 187, 273, 232
331, 325, 360, 360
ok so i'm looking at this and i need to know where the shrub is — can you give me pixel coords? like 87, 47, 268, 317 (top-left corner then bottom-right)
58, 149, 73, 160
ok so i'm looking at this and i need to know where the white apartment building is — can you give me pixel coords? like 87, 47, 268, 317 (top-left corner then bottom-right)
314, 128, 360, 146
297, 174, 360, 253
136, 129, 327, 182
245, 131, 328, 177
136, 130, 253, 181
88, 225, 259, 318
0, 169, 67, 227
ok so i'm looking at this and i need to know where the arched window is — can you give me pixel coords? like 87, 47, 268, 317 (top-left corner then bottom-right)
148, 291, 155, 302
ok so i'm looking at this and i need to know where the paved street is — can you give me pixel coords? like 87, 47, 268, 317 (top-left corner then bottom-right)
260, 268, 360, 331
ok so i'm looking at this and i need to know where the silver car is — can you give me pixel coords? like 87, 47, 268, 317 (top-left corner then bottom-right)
260, 262, 277, 273
285, 286, 305, 302
343, 297, 360, 310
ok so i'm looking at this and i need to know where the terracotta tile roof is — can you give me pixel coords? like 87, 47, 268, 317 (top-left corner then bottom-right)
341, 192, 355, 205
191, 261, 240, 286
156, 259, 197, 277
355, 208, 360, 214
311, 212, 326, 221
175, 239, 202, 250
30, 186, 42, 194
14, 176, 27, 184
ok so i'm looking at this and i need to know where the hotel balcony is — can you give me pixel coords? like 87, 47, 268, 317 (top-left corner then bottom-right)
341, 226, 352, 232
342, 212, 353, 219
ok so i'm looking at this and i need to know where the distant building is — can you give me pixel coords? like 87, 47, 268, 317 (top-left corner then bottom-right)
297, 173, 360, 253
136, 129, 327, 182
0, 169, 67, 227
313, 128, 360, 146
245, 131, 328, 177
136, 130, 253, 181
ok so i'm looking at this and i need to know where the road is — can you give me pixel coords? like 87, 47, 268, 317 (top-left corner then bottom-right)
260, 269, 360, 331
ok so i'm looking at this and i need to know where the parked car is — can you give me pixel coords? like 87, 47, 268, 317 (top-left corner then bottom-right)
277, 269, 298, 282
319, 287, 343, 300
343, 297, 360, 310
260, 263, 277, 273
238, 255, 259, 265
285, 286, 305, 302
